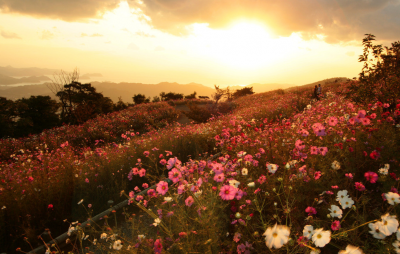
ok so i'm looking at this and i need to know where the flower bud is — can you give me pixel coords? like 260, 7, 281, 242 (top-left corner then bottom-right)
235, 212, 241, 219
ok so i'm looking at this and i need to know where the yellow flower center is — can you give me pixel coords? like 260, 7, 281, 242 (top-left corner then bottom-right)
272, 233, 278, 238
317, 234, 322, 239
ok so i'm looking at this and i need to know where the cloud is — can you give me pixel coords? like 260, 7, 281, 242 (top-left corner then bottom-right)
346, 51, 355, 56
154, 45, 164, 51
90, 33, 103, 37
1, 30, 22, 39
132, 0, 400, 43
81, 33, 88, 37
41, 30, 54, 40
128, 43, 139, 50
0, 0, 119, 22
135, 31, 155, 37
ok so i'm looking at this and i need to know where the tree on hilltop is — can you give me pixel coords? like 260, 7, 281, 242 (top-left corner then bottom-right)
233, 87, 254, 99
133, 94, 150, 105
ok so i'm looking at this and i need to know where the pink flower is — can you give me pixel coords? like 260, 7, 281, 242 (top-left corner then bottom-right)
310, 146, 318, 155
327, 116, 338, 126
213, 173, 225, 183
364, 171, 378, 183
185, 196, 194, 207
258, 175, 266, 184
159, 159, 166, 165
85, 178, 89, 183
331, 220, 341, 231
361, 118, 371, 125
143, 151, 149, 157
154, 239, 162, 253
28, 176, 34, 182
48, 204, 53, 209
132, 168, 139, 175
314, 171, 322, 180
331, 185, 338, 189
345, 173, 353, 179
355, 182, 365, 191
138, 169, 146, 177
147, 189, 156, 197
305, 206, 317, 216
370, 113, 377, 119
142, 183, 149, 189
179, 232, 187, 238
168, 168, 182, 183
88, 204, 92, 208
318, 147, 328, 156
136, 195, 143, 201
235, 189, 244, 200
219, 185, 237, 200
295, 139, 306, 150
233, 232, 242, 243
156, 181, 169, 195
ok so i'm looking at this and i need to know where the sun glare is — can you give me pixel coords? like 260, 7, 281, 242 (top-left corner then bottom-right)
191, 21, 285, 70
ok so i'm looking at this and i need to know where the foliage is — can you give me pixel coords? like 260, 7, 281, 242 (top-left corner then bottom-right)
160, 92, 184, 101
233, 86, 255, 99
343, 34, 400, 108
185, 91, 197, 100
183, 101, 236, 123
132, 93, 151, 105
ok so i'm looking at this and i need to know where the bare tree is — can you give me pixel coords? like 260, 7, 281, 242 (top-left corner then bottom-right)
47, 68, 80, 121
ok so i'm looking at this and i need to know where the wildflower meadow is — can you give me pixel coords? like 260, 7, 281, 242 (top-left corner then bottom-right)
1, 35, 400, 254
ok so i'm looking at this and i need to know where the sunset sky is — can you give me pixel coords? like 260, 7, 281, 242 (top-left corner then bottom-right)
1, 0, 400, 87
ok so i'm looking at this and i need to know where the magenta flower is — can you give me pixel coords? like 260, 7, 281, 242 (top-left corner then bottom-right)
355, 182, 366, 191
48, 204, 53, 209
185, 196, 194, 207
159, 159, 166, 165
233, 232, 242, 243
131, 168, 139, 175
156, 181, 169, 195
219, 185, 237, 200
364, 171, 378, 183
370, 150, 380, 160
345, 173, 354, 179
154, 239, 162, 253
314, 171, 322, 180
143, 151, 149, 157
295, 139, 305, 150
85, 178, 89, 183
147, 189, 156, 197
305, 206, 317, 216
168, 168, 182, 183
142, 183, 149, 189
235, 189, 244, 200
331, 220, 341, 231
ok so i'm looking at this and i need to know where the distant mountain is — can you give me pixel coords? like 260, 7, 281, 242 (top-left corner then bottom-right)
0, 65, 59, 77
80, 73, 103, 79
91, 81, 216, 102
0, 74, 51, 85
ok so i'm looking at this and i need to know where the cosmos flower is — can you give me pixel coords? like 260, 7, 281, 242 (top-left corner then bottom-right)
263, 224, 290, 249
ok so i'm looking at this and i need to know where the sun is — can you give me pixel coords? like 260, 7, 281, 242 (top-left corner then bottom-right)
191, 20, 281, 70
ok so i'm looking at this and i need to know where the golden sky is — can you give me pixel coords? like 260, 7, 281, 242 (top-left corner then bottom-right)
1, 0, 399, 87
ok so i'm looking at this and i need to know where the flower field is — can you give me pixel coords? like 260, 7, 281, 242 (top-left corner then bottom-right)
2, 80, 400, 253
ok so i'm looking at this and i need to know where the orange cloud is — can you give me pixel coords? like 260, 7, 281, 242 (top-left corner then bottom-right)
132, 0, 400, 43
0, 0, 119, 22
1, 29, 22, 39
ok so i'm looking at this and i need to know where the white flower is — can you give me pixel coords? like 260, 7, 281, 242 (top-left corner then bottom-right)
310, 249, 321, 254
113, 240, 123, 250
194, 190, 202, 197
67, 227, 76, 236
339, 196, 354, 210
45, 248, 50, 254
312, 228, 331, 247
385, 192, 400, 205
303, 225, 314, 239
262, 224, 290, 249
153, 218, 161, 227
100, 233, 107, 239
307, 105, 312, 110
380, 213, 399, 236
338, 245, 364, 254
379, 167, 389, 175
368, 221, 386, 239
331, 161, 340, 170
328, 205, 343, 219
77, 199, 84, 205
247, 182, 255, 188
229, 180, 240, 188
267, 164, 278, 174
164, 197, 173, 202
241, 168, 248, 176
393, 240, 400, 252
84, 234, 90, 240
1, 206, 5, 210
